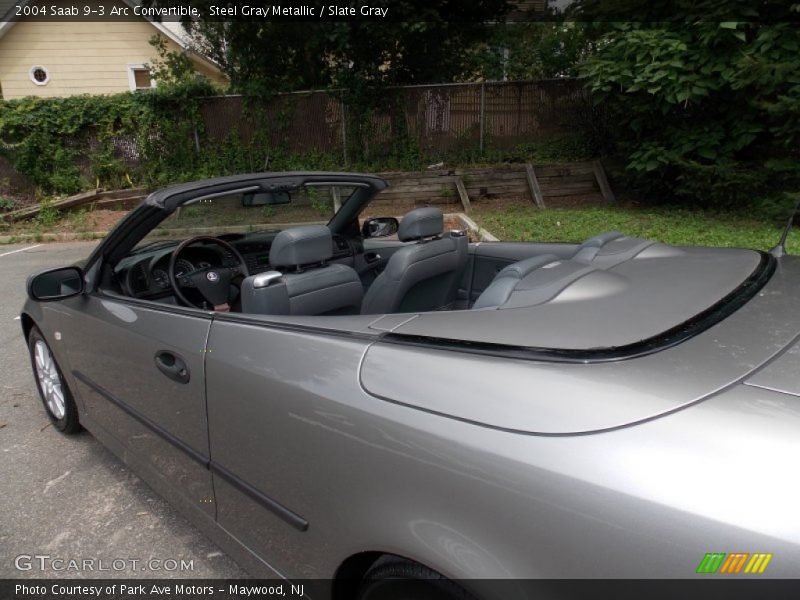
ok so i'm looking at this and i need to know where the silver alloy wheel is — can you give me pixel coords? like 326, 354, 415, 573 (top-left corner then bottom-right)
34, 339, 65, 420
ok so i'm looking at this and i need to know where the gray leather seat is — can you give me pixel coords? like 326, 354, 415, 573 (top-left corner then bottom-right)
361, 207, 468, 315
472, 254, 561, 309
472, 231, 659, 310
241, 225, 363, 316
571, 230, 654, 265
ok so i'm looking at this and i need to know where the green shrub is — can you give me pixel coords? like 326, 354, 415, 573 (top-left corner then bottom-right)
36, 199, 60, 227
580, 17, 800, 209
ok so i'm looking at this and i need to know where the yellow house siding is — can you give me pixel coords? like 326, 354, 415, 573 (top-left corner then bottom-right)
0, 0, 227, 99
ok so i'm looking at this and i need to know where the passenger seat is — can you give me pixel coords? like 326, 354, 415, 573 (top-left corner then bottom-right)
361, 207, 468, 314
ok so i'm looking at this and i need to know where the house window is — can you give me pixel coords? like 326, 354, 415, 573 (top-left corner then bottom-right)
127, 65, 154, 91
29, 66, 49, 86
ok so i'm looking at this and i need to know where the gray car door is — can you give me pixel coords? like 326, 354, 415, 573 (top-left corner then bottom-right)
204, 316, 375, 577
59, 293, 215, 518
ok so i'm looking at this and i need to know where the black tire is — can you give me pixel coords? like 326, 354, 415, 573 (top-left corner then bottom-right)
28, 326, 81, 434
358, 556, 475, 600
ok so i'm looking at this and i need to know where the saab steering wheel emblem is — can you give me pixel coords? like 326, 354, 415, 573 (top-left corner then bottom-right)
206, 271, 219, 282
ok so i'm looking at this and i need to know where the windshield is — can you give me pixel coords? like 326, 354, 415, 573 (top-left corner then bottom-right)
134, 184, 358, 250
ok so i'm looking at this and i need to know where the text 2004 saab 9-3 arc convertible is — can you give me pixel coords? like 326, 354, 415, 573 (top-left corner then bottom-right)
21, 172, 800, 598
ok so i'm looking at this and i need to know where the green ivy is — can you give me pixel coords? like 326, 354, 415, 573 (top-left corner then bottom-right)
0, 80, 216, 194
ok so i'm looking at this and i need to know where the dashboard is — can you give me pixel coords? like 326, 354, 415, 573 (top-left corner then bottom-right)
117, 232, 357, 300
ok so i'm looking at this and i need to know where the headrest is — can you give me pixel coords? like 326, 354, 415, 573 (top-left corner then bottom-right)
269, 225, 332, 267
578, 230, 624, 250
398, 207, 444, 242
496, 254, 561, 280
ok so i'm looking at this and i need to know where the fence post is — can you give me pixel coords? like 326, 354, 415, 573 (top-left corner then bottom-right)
340, 100, 348, 167
193, 125, 201, 153
479, 82, 486, 155
525, 163, 546, 209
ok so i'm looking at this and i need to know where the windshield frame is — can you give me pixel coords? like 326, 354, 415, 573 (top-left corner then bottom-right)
131, 182, 364, 253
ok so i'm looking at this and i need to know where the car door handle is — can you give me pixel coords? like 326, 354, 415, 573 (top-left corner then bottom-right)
154, 351, 190, 384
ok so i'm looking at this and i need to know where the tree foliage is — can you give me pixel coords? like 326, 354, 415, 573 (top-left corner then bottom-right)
170, 0, 510, 97
146, 34, 206, 87
470, 22, 595, 80
580, 12, 800, 210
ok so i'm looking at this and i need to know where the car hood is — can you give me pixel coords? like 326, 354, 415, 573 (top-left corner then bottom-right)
359, 254, 800, 434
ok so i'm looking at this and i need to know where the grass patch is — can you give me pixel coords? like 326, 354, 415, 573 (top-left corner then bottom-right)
471, 204, 800, 253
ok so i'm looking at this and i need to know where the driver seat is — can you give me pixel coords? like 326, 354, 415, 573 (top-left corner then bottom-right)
240, 225, 363, 316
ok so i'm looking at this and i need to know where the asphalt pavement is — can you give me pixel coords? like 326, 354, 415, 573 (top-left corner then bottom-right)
0, 242, 248, 579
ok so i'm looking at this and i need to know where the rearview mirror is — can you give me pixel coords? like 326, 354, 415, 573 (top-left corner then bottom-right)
362, 217, 399, 239
242, 191, 292, 207
27, 266, 85, 302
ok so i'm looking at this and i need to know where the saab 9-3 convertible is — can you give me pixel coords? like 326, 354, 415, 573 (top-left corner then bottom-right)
22, 172, 800, 598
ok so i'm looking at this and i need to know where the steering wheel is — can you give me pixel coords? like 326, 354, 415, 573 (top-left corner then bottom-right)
168, 236, 249, 311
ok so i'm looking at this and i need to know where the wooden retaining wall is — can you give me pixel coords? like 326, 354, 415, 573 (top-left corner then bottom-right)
372, 161, 614, 211
2, 161, 614, 222
2, 188, 147, 222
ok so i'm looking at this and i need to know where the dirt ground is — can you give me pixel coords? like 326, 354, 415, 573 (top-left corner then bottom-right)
471, 193, 608, 210
58, 209, 128, 232
1, 209, 128, 240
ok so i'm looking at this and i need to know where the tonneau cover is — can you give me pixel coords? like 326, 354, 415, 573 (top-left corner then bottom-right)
359, 251, 798, 434
390, 246, 762, 350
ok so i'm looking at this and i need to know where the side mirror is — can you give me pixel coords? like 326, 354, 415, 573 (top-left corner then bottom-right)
362, 217, 399, 239
27, 266, 85, 302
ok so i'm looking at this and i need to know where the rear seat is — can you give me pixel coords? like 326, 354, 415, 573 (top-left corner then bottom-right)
472, 255, 596, 310
472, 231, 656, 310
471, 255, 559, 309
572, 231, 656, 267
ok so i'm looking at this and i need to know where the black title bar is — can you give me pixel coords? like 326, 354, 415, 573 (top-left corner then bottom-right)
4, 579, 800, 600
2, 1, 799, 23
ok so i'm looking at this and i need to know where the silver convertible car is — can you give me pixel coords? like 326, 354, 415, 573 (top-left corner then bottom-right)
22, 172, 800, 597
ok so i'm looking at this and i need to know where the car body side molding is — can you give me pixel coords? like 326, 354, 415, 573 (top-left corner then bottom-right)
207, 461, 309, 533
72, 370, 309, 532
